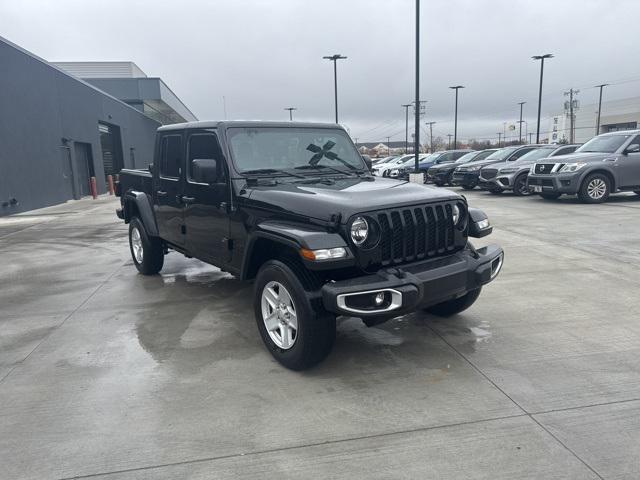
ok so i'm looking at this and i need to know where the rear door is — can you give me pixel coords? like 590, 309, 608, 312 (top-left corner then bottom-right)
615, 135, 640, 187
183, 129, 230, 264
154, 133, 185, 247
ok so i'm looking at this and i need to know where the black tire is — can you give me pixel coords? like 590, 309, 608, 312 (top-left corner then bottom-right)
489, 188, 503, 195
129, 217, 164, 275
513, 173, 531, 196
539, 192, 561, 200
434, 181, 444, 187
254, 259, 335, 371
578, 173, 611, 203
634, 190, 640, 196
424, 288, 482, 317
462, 185, 476, 190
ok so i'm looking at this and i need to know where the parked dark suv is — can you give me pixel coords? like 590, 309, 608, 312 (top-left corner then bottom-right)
451, 145, 541, 190
116, 121, 503, 370
528, 130, 640, 202
427, 149, 497, 186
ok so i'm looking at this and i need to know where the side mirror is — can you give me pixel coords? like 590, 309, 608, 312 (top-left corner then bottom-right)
625, 144, 640, 154
192, 158, 218, 184
362, 154, 372, 170
468, 208, 493, 238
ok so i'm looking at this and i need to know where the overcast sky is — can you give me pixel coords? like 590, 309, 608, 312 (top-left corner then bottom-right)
2, 0, 639, 144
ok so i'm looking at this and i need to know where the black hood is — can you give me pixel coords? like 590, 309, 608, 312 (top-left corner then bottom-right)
241, 176, 460, 223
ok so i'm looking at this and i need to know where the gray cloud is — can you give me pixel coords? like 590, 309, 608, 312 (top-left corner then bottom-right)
2, 0, 638, 144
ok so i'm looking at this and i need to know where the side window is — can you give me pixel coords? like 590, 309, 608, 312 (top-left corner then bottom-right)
187, 132, 224, 182
511, 148, 533, 161
438, 152, 454, 163
626, 135, 640, 154
160, 135, 182, 178
452, 151, 467, 160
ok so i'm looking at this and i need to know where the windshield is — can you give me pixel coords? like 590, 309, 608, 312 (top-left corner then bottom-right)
577, 134, 632, 153
455, 151, 481, 164
401, 154, 429, 167
419, 153, 441, 164
515, 147, 556, 163
228, 127, 366, 173
484, 146, 519, 161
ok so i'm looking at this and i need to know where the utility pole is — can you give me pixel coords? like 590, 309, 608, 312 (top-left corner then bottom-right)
595, 83, 609, 136
284, 107, 297, 121
386, 136, 391, 155
503, 122, 507, 145
426, 121, 436, 152
497, 132, 503, 147
449, 85, 464, 149
447, 134, 453, 149
323, 54, 347, 123
354, 137, 359, 148
564, 88, 579, 144
532, 54, 553, 143
402, 103, 411, 153
517, 102, 526, 143
528, 132, 534, 144
414, 0, 420, 170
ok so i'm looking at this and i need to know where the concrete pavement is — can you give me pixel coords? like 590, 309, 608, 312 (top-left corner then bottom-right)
1, 191, 639, 479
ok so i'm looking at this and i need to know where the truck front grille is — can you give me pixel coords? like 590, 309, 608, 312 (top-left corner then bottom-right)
535, 163, 555, 174
480, 168, 497, 180
376, 203, 456, 266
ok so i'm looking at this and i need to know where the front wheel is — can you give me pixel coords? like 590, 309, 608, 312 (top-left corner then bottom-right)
424, 288, 482, 317
462, 185, 476, 190
513, 174, 531, 196
129, 217, 164, 275
254, 260, 335, 370
579, 173, 610, 203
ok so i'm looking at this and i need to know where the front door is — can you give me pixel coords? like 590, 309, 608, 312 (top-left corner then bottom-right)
154, 133, 185, 247
73, 142, 94, 197
615, 135, 640, 188
183, 130, 230, 264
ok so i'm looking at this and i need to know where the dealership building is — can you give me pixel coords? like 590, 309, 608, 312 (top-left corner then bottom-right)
548, 96, 640, 144
0, 36, 196, 216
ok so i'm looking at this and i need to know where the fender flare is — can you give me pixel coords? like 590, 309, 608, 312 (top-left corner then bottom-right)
240, 220, 351, 280
122, 190, 159, 237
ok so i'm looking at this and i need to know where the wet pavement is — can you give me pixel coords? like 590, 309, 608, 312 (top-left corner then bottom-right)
1, 191, 639, 479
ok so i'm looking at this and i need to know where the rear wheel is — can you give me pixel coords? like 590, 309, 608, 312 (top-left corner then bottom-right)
129, 217, 164, 275
254, 259, 335, 370
579, 173, 611, 203
513, 173, 531, 196
424, 288, 482, 317
539, 192, 561, 200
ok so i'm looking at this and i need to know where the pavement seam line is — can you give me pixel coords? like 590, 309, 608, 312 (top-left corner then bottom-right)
0, 262, 125, 387
56, 412, 529, 480
426, 322, 605, 480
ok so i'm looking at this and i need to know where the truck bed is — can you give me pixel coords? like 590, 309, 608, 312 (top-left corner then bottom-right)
117, 168, 153, 196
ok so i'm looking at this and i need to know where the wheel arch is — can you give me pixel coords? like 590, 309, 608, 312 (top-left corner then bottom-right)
581, 169, 616, 191
122, 191, 159, 236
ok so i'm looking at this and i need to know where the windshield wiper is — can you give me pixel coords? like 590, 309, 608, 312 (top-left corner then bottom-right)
242, 168, 305, 178
294, 164, 356, 176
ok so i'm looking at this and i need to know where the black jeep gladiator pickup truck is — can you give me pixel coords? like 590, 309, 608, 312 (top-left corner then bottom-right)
116, 121, 503, 370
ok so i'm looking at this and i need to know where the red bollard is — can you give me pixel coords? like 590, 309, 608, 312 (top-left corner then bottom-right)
107, 175, 115, 195
90, 176, 98, 199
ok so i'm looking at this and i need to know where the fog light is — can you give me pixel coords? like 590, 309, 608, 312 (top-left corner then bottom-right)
374, 292, 385, 306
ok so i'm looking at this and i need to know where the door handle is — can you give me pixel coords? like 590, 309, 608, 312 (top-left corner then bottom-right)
156, 190, 167, 197
181, 195, 196, 205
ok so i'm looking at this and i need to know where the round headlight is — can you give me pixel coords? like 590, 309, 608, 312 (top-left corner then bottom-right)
452, 205, 460, 225
350, 217, 369, 245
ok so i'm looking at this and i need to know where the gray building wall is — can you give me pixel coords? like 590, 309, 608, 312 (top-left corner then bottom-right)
0, 37, 160, 216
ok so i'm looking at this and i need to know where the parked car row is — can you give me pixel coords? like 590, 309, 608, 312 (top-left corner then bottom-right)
412, 129, 640, 203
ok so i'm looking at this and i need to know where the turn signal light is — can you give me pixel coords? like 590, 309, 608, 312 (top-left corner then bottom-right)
300, 247, 347, 261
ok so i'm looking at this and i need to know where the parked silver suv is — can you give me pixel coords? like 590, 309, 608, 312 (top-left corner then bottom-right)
527, 130, 640, 203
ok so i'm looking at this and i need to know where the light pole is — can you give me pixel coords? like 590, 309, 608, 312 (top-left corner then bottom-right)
532, 53, 553, 143
426, 121, 436, 152
449, 85, 464, 149
595, 83, 609, 135
386, 136, 391, 155
323, 54, 347, 123
284, 107, 297, 121
497, 132, 503, 147
447, 134, 453, 149
413, 0, 420, 170
517, 102, 526, 143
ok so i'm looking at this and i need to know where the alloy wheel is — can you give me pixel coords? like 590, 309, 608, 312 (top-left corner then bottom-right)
131, 227, 144, 263
261, 281, 298, 349
587, 178, 607, 200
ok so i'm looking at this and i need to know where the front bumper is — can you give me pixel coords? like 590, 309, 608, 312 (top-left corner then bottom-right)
451, 171, 480, 187
527, 173, 580, 194
426, 170, 451, 184
320, 245, 503, 320
478, 173, 517, 191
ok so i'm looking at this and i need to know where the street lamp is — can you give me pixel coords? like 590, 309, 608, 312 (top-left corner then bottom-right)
449, 85, 464, 149
401, 104, 412, 153
413, 0, 421, 171
284, 107, 297, 121
595, 83, 609, 135
323, 54, 347, 123
532, 53, 553, 143
517, 102, 526, 143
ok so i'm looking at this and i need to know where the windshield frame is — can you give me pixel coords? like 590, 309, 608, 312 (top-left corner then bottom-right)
484, 146, 519, 161
226, 126, 367, 175
576, 134, 633, 154
514, 146, 556, 163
